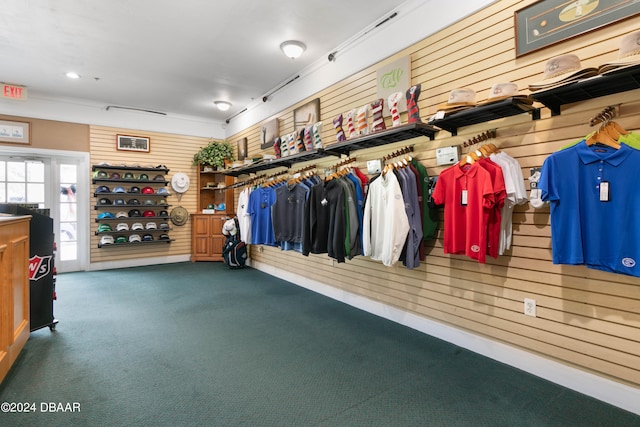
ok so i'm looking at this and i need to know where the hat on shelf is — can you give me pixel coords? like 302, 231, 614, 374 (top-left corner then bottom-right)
598, 31, 640, 75
528, 54, 597, 91
437, 88, 477, 113
480, 82, 533, 105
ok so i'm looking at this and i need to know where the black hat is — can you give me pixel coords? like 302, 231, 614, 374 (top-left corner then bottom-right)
98, 198, 112, 205
129, 186, 140, 193
96, 185, 111, 193
128, 209, 142, 217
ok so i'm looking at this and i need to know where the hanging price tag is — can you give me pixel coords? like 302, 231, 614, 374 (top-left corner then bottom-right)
461, 190, 468, 206
599, 182, 610, 202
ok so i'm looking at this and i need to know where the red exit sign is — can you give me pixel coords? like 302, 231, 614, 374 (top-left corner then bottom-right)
2, 83, 28, 100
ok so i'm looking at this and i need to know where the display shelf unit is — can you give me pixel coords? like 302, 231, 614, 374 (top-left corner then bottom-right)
326, 122, 438, 156
197, 165, 235, 213
93, 164, 172, 248
223, 148, 341, 177
530, 63, 640, 116
430, 98, 539, 136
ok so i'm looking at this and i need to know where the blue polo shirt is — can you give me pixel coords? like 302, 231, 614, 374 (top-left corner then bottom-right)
539, 141, 640, 277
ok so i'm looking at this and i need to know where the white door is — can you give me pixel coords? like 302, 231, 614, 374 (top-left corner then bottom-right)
0, 151, 89, 272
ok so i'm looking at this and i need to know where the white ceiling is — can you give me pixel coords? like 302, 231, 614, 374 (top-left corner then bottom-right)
0, 0, 407, 123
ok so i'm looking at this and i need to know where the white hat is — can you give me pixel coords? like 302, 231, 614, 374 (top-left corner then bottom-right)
222, 218, 237, 236
171, 172, 190, 194
480, 82, 532, 105
529, 54, 597, 91
437, 88, 476, 112
598, 31, 640, 74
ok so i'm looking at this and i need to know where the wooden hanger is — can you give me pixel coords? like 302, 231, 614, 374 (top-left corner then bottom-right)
585, 128, 620, 149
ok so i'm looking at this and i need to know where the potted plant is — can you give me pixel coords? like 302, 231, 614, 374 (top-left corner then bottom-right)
192, 139, 235, 170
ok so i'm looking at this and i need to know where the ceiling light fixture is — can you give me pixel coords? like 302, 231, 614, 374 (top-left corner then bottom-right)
280, 40, 306, 59
214, 101, 232, 111
66, 72, 80, 79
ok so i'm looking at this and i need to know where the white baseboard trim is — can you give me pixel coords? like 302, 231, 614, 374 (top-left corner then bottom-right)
250, 260, 640, 416
89, 254, 191, 271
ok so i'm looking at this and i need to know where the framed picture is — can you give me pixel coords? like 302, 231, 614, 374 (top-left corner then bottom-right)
117, 134, 150, 152
293, 98, 320, 131
0, 120, 30, 144
260, 118, 279, 150
515, 0, 640, 57
237, 137, 248, 160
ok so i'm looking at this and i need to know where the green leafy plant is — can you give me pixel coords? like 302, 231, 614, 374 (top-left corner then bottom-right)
192, 139, 235, 168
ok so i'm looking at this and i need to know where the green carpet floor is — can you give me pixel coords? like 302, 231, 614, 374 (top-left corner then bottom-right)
1, 262, 639, 426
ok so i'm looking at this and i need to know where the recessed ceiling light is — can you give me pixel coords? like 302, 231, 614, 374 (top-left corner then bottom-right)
214, 101, 231, 111
66, 72, 80, 79
280, 40, 306, 59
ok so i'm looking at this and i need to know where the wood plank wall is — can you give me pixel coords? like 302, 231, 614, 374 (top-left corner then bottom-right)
89, 125, 208, 263
227, 0, 640, 387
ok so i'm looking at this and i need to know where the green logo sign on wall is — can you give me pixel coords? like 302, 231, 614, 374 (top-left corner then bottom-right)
380, 68, 404, 89
376, 55, 410, 117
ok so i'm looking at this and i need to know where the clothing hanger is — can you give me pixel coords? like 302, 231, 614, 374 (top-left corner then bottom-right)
585, 128, 620, 149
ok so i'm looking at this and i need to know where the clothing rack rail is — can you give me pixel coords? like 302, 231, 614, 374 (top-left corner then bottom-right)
327, 157, 357, 171
382, 146, 413, 161
589, 105, 619, 127
463, 129, 497, 148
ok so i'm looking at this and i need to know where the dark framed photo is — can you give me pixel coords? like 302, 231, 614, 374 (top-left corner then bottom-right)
515, 0, 640, 57
117, 134, 150, 152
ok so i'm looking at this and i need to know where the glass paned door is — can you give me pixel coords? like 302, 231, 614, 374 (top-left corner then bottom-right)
59, 164, 78, 262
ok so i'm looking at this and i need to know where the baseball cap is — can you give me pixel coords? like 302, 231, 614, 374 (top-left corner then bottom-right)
156, 187, 169, 195
144, 199, 155, 206
159, 222, 170, 230
114, 199, 126, 206
129, 234, 142, 243
97, 212, 115, 219
113, 186, 126, 193
143, 210, 155, 217
158, 234, 170, 241
153, 174, 165, 181
142, 187, 154, 195
128, 209, 142, 217
116, 211, 129, 218
139, 173, 149, 181
98, 198, 112, 205
128, 198, 141, 205
97, 223, 112, 232
115, 235, 128, 244
123, 172, 135, 180
94, 170, 108, 179
129, 186, 141, 193
116, 223, 130, 231
110, 172, 121, 180
142, 234, 154, 241
96, 185, 111, 193
100, 235, 115, 245
158, 210, 169, 217
145, 222, 157, 230
131, 222, 144, 231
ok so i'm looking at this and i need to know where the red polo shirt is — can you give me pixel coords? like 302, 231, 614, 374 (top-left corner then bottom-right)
432, 162, 495, 263
478, 158, 506, 259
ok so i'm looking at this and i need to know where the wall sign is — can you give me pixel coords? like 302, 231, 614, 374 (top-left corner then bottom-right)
376, 55, 410, 116
116, 134, 150, 152
515, 0, 640, 57
0, 120, 30, 144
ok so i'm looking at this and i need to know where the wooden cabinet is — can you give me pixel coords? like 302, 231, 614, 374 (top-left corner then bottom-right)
191, 165, 234, 262
0, 216, 30, 384
191, 214, 227, 261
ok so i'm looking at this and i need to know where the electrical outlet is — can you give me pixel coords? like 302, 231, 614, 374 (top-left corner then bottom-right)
258, 246, 264, 253
524, 298, 536, 317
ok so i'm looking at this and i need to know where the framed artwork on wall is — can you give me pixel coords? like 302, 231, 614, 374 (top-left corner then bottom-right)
515, 0, 640, 57
293, 98, 320, 131
0, 120, 30, 144
116, 134, 150, 152
237, 137, 248, 160
260, 118, 279, 150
